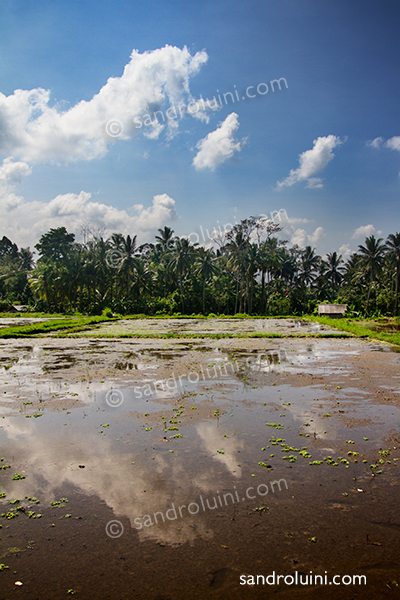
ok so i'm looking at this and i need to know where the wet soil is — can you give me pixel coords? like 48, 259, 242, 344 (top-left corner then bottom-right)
77, 317, 339, 337
0, 332, 400, 599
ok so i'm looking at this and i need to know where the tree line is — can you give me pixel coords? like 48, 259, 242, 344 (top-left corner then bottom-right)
0, 216, 399, 317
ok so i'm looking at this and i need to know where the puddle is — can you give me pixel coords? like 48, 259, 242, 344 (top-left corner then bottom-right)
1, 336, 400, 598
81, 317, 342, 338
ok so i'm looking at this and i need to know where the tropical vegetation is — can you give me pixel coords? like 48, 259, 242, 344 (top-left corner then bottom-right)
0, 217, 399, 317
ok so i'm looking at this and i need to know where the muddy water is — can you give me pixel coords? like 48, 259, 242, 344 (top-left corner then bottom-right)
1, 336, 400, 599
80, 317, 339, 337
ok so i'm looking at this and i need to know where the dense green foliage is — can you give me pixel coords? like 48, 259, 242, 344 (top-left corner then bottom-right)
0, 219, 399, 317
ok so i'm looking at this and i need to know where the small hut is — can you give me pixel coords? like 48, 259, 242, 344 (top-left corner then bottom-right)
318, 304, 347, 319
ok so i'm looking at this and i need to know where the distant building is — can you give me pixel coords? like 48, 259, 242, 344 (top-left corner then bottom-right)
12, 305, 27, 312
318, 304, 347, 318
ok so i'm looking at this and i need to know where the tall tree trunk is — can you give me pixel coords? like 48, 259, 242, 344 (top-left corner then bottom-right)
365, 278, 372, 317
250, 276, 254, 314
261, 269, 266, 314
179, 269, 185, 313
234, 280, 239, 314
246, 273, 250, 314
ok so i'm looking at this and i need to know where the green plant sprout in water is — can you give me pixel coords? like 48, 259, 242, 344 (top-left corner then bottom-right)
50, 498, 68, 508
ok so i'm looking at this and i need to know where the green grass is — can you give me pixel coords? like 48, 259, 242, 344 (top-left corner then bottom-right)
62, 331, 350, 340
0, 312, 397, 345
0, 316, 112, 338
308, 316, 400, 347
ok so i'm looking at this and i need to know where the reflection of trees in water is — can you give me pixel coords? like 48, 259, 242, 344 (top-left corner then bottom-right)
252, 348, 288, 372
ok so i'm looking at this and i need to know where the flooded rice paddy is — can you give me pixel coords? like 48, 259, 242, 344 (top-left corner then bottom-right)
1, 321, 400, 599
76, 317, 337, 337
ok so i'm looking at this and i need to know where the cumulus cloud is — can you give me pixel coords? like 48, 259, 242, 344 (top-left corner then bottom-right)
339, 243, 352, 258
385, 136, 400, 151
279, 217, 325, 248
0, 158, 177, 247
276, 135, 343, 190
192, 112, 246, 171
0, 45, 208, 164
351, 224, 377, 239
308, 226, 325, 244
285, 226, 325, 248
290, 228, 308, 247
367, 135, 400, 152
0, 156, 31, 210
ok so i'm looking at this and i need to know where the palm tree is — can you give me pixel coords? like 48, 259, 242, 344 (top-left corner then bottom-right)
29, 264, 56, 310
195, 248, 219, 314
323, 251, 345, 295
133, 260, 154, 307
358, 235, 386, 316
225, 230, 249, 313
258, 237, 279, 313
243, 243, 259, 314
386, 233, 400, 316
170, 238, 195, 312
274, 247, 298, 285
120, 235, 137, 297
300, 246, 320, 287
19, 248, 34, 271
155, 226, 174, 252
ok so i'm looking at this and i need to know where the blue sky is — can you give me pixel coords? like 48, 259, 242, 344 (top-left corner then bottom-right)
0, 0, 399, 256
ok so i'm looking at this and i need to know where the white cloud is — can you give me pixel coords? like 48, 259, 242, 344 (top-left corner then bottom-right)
305, 177, 324, 189
192, 112, 246, 171
366, 137, 384, 149
0, 156, 31, 210
368, 136, 400, 176
290, 228, 308, 247
385, 136, 400, 151
276, 135, 343, 190
0, 159, 177, 247
308, 226, 325, 244
289, 226, 325, 247
131, 193, 177, 231
284, 216, 312, 224
351, 224, 376, 239
367, 136, 400, 151
338, 243, 352, 258
280, 220, 325, 248
0, 45, 208, 164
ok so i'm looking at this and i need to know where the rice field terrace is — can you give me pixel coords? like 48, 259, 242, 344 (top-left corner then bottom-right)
1, 316, 400, 599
